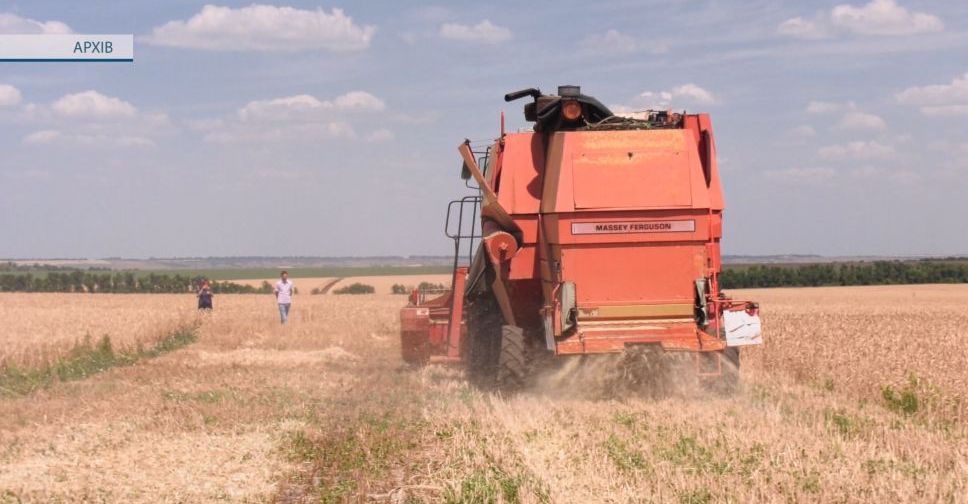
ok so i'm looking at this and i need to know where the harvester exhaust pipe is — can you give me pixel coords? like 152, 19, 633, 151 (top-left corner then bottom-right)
504, 88, 541, 102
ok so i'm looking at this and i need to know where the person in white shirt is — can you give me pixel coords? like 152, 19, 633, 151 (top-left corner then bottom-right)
273, 271, 295, 324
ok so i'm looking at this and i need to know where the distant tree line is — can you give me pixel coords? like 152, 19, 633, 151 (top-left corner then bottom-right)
3, 260, 966, 293
0, 271, 271, 294
0, 261, 110, 273
391, 281, 448, 295
720, 261, 968, 289
332, 283, 375, 295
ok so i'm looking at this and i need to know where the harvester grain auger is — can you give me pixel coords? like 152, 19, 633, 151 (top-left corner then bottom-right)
400, 85, 762, 390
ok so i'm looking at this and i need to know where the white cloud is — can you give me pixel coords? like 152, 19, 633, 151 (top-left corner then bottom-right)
670, 84, 715, 104
607, 104, 630, 113
778, 0, 942, 39
202, 91, 386, 144
1, 168, 50, 181
818, 140, 895, 160
332, 91, 385, 111
0, 84, 22, 107
398, 31, 420, 45
185, 118, 225, 132
439, 20, 511, 44
366, 128, 395, 143
836, 111, 887, 131
238, 94, 324, 120
896, 73, 968, 105
0, 13, 72, 34
830, 0, 942, 36
635, 84, 716, 110
918, 105, 968, 117
321, 122, 355, 138
22, 129, 61, 144
895, 72, 968, 116
388, 111, 439, 125
635, 92, 673, 109
23, 129, 154, 148
806, 100, 850, 114
850, 165, 881, 178
788, 125, 818, 138
50, 90, 137, 119
805, 101, 886, 131
199, 130, 234, 144
580, 29, 638, 53
143, 4, 375, 52
15, 91, 171, 149
205, 121, 356, 144
765, 166, 837, 183
114, 136, 156, 148
238, 91, 384, 121
777, 17, 826, 39
889, 170, 920, 184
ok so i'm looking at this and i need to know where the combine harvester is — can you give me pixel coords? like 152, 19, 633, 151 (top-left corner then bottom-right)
401, 86, 762, 389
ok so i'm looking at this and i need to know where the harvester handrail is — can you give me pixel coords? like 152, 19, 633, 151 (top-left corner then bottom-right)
445, 195, 483, 269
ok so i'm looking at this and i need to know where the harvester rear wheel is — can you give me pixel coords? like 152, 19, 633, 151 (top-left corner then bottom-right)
464, 295, 528, 390
465, 295, 502, 386
497, 325, 526, 389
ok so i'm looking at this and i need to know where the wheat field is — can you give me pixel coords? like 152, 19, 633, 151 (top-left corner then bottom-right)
0, 283, 965, 502
0, 293, 197, 371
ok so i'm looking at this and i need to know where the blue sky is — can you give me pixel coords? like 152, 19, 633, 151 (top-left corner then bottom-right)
0, 1, 966, 258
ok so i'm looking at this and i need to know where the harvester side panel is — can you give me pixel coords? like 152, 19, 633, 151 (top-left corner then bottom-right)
496, 133, 544, 215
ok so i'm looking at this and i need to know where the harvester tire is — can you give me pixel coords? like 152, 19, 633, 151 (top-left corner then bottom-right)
497, 325, 526, 389
465, 295, 503, 386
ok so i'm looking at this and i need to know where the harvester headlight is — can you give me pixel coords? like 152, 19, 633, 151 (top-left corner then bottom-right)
561, 100, 582, 121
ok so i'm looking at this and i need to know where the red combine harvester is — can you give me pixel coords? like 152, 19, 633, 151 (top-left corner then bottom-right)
401, 86, 762, 389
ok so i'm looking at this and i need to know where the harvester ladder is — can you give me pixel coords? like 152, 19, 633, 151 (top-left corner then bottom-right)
445, 195, 483, 271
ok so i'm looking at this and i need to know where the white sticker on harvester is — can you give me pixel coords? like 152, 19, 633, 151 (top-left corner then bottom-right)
571, 220, 696, 235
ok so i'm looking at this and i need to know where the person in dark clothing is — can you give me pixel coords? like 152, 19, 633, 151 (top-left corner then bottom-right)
197, 280, 214, 310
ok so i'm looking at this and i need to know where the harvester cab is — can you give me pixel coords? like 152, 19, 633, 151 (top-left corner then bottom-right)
401, 85, 763, 389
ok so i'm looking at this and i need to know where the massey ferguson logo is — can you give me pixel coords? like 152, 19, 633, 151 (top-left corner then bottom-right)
571, 220, 696, 235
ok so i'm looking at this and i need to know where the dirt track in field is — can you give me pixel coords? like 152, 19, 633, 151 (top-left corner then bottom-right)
0, 284, 966, 502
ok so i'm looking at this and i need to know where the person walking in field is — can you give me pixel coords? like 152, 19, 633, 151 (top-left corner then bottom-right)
274, 271, 294, 324
197, 279, 214, 311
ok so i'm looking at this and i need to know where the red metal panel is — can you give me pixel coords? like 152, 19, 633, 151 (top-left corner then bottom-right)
543, 129, 721, 215
400, 306, 432, 364
446, 267, 468, 359
513, 215, 539, 243
555, 322, 725, 354
561, 243, 704, 304
509, 245, 537, 280
400, 306, 430, 332
497, 133, 544, 216
572, 149, 693, 209
699, 114, 723, 211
